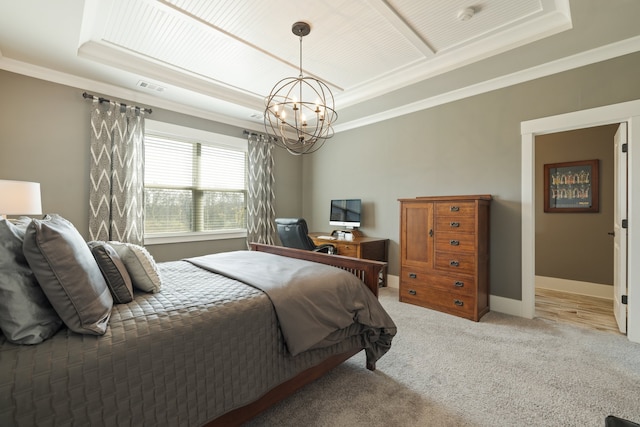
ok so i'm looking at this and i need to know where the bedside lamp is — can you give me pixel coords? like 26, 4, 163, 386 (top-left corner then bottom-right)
0, 179, 43, 220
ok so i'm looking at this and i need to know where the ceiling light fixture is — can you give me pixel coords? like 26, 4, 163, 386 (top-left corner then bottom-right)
264, 22, 337, 155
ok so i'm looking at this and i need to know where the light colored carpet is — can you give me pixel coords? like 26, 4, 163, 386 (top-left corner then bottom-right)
246, 287, 640, 427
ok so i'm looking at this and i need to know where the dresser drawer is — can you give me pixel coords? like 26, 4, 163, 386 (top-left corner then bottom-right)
435, 232, 475, 252
424, 272, 475, 296
400, 266, 431, 283
399, 282, 476, 319
435, 216, 476, 233
400, 267, 474, 296
399, 278, 473, 299
434, 251, 476, 274
435, 201, 475, 217
335, 243, 358, 257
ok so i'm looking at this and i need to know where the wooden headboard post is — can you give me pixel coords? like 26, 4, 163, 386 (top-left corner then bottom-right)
250, 243, 386, 297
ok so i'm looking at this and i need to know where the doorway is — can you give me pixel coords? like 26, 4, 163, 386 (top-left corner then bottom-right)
520, 99, 640, 344
533, 125, 618, 332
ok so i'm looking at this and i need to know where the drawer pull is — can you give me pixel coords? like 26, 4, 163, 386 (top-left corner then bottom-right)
454, 281, 464, 287
449, 260, 460, 267
449, 240, 460, 246
450, 222, 460, 228
408, 289, 417, 296
454, 299, 464, 306
409, 273, 417, 279
450, 206, 460, 212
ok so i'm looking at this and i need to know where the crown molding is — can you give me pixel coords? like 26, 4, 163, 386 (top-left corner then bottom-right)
334, 35, 640, 133
2, 34, 640, 136
336, 6, 572, 108
0, 55, 265, 133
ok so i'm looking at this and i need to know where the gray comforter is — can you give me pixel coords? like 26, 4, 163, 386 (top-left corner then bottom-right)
0, 257, 395, 427
187, 250, 396, 362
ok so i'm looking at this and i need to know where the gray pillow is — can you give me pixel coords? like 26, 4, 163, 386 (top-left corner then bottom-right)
88, 241, 134, 304
0, 219, 62, 344
22, 214, 113, 335
109, 241, 162, 293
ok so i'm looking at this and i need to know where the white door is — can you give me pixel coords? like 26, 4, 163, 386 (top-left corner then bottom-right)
613, 123, 628, 334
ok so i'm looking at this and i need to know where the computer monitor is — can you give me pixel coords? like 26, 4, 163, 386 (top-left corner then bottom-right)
329, 199, 361, 228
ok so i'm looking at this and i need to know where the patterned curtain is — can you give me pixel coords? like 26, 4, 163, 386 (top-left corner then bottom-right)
89, 100, 145, 245
246, 133, 276, 247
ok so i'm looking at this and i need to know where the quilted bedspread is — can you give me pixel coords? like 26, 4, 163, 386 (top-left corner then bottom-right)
0, 260, 368, 427
187, 250, 396, 361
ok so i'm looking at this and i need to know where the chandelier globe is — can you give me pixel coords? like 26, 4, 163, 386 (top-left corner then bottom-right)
264, 22, 337, 155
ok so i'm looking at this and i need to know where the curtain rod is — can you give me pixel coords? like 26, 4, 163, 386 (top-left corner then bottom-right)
82, 92, 152, 114
243, 129, 276, 141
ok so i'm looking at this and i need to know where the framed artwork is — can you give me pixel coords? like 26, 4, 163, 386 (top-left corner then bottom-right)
544, 159, 599, 213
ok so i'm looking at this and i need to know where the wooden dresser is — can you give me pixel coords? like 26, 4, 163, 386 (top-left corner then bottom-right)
398, 195, 491, 321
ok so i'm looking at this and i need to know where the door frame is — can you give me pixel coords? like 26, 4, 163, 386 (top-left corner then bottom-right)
614, 123, 628, 333
521, 99, 640, 343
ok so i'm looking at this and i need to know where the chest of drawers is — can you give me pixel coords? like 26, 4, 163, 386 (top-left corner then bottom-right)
398, 195, 491, 321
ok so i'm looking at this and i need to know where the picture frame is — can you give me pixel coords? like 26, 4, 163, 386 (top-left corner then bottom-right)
544, 159, 599, 213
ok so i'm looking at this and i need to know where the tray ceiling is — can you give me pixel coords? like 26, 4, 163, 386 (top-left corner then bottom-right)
0, 0, 580, 129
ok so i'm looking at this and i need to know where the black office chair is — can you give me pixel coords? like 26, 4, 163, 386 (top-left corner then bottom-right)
275, 218, 336, 254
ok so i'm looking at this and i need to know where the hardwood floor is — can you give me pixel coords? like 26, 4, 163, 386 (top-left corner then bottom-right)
535, 288, 622, 334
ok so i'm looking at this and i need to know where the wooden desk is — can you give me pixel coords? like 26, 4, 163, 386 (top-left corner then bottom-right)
309, 233, 389, 287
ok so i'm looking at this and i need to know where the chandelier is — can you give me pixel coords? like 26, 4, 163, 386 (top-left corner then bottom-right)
264, 22, 337, 155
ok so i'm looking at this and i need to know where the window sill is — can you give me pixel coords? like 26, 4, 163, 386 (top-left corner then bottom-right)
144, 230, 247, 245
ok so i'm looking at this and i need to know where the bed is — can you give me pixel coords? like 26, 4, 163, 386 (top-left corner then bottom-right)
0, 237, 395, 427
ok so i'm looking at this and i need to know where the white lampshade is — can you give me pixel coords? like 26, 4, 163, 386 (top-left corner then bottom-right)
0, 180, 43, 217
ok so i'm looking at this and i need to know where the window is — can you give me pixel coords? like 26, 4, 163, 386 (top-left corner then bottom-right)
144, 120, 247, 244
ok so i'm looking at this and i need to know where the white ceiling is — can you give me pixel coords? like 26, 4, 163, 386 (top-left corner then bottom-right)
1, 0, 639, 132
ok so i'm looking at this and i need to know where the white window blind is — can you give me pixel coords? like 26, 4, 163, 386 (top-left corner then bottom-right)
143, 121, 247, 241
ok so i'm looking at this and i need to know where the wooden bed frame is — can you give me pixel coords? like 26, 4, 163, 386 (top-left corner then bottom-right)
206, 243, 387, 426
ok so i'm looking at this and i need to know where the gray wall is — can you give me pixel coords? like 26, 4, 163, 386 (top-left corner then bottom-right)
0, 70, 303, 262
535, 125, 616, 285
302, 51, 640, 300
3, 52, 640, 301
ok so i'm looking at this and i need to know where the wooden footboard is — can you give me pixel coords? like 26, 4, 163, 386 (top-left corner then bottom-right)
204, 244, 386, 426
207, 348, 361, 426
250, 243, 386, 297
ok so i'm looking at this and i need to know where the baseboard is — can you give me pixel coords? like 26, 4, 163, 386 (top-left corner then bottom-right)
488, 295, 525, 318
535, 276, 613, 300
387, 274, 399, 289
490, 277, 613, 319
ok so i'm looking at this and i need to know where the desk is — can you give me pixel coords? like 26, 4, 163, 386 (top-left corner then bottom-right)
309, 233, 389, 286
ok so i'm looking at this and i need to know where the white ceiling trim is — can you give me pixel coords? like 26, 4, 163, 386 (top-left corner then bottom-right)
0, 54, 264, 133
365, 0, 436, 58
152, 0, 308, 79
334, 34, 640, 132
2, 35, 639, 136
78, 40, 263, 110
145, 0, 344, 91
335, 8, 572, 108
78, 0, 573, 112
